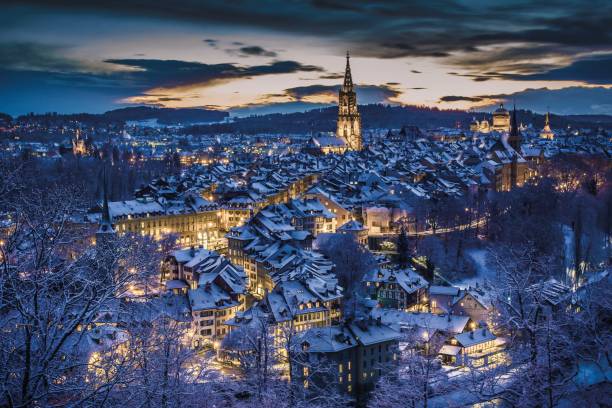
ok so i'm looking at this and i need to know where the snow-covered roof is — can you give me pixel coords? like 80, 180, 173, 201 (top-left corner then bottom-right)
364, 267, 428, 294
370, 308, 469, 335
299, 326, 357, 353
429, 285, 460, 296
454, 328, 496, 348
348, 319, 401, 346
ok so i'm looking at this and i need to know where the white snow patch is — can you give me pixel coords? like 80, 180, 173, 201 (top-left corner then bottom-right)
455, 248, 497, 289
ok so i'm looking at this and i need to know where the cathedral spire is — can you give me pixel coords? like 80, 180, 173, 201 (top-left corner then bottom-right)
98, 165, 115, 234
343, 50, 353, 91
508, 103, 522, 151
336, 51, 361, 151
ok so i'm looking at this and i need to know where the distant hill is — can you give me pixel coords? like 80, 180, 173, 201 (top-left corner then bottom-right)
103, 106, 229, 125
182, 104, 612, 135
14, 106, 229, 126
5, 104, 611, 134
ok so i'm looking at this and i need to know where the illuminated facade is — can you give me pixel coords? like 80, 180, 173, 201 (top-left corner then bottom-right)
540, 112, 555, 139
470, 117, 491, 134
108, 198, 223, 248
296, 321, 399, 397
161, 247, 246, 348
491, 103, 510, 132
72, 128, 86, 155
485, 105, 531, 191
336, 51, 362, 151
439, 328, 505, 367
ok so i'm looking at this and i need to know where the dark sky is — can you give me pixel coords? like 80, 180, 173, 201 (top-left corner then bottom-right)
1, 1, 611, 116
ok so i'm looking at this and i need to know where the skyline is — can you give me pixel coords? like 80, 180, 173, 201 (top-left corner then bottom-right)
2, 1, 612, 116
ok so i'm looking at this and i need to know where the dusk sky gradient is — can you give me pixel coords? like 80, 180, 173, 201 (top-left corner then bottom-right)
1, 0, 611, 116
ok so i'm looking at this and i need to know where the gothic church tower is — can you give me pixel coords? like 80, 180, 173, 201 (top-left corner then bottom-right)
336, 52, 362, 151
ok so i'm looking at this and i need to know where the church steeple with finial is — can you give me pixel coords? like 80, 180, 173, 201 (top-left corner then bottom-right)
337, 50, 362, 150
508, 103, 522, 152
343, 50, 353, 91
540, 109, 555, 139
97, 165, 115, 236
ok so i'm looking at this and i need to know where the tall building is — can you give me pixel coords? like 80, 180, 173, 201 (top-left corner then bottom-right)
540, 111, 555, 140
491, 103, 510, 132
96, 167, 117, 284
72, 128, 86, 155
508, 104, 522, 152
337, 51, 362, 151
485, 104, 529, 191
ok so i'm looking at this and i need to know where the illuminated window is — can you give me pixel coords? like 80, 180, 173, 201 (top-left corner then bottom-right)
339, 363, 343, 373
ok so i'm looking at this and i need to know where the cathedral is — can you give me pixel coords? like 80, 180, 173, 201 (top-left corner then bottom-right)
304, 52, 362, 155
336, 51, 362, 151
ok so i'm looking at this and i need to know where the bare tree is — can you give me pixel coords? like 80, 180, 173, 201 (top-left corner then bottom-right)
0, 182, 165, 407
369, 330, 447, 408
315, 233, 377, 318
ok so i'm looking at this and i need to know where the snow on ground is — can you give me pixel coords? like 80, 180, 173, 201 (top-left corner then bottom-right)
574, 357, 612, 387
455, 248, 497, 289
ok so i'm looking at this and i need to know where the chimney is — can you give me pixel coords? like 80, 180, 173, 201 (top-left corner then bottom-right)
469, 331, 474, 339
189, 246, 195, 257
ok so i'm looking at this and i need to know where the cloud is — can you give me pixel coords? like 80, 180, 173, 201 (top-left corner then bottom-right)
318, 73, 344, 79
0, 42, 326, 113
103, 58, 323, 91
497, 55, 612, 85
237, 46, 277, 57
273, 83, 402, 104
203, 38, 219, 49
11, 1, 612, 66
0, 42, 93, 73
444, 86, 612, 115
440, 95, 483, 102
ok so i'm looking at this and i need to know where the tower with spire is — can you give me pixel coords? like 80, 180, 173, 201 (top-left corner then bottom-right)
97, 166, 115, 237
540, 111, 554, 140
336, 51, 362, 151
72, 127, 86, 155
96, 165, 117, 285
508, 104, 522, 152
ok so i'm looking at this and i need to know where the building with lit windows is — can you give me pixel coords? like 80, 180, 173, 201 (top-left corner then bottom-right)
296, 318, 399, 398
540, 112, 555, 140
161, 247, 246, 348
428, 285, 490, 324
104, 195, 222, 248
439, 327, 505, 367
226, 198, 335, 295
491, 103, 511, 132
363, 267, 428, 310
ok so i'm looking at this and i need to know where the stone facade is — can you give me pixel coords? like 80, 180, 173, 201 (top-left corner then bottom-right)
337, 52, 362, 151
